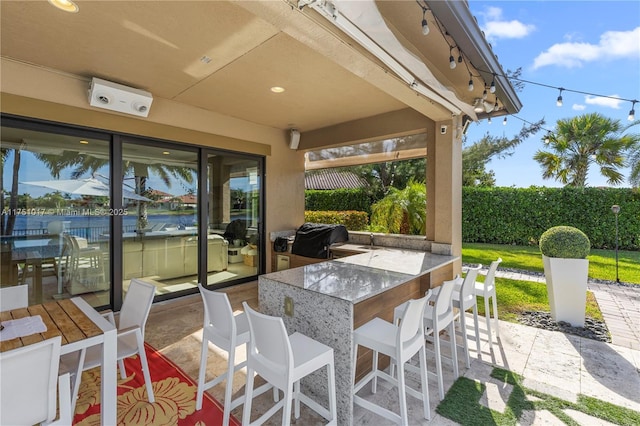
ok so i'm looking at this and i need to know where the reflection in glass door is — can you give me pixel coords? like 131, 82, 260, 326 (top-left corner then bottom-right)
206, 153, 261, 287
121, 141, 198, 297
0, 120, 111, 308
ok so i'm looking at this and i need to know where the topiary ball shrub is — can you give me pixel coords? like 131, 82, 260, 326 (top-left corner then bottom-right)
539, 226, 590, 259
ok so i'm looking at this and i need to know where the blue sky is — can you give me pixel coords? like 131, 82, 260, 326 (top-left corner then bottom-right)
465, 0, 640, 187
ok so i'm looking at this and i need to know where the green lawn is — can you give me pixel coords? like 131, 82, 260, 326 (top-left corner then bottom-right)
479, 275, 603, 322
462, 242, 640, 285
463, 243, 613, 323
437, 367, 640, 425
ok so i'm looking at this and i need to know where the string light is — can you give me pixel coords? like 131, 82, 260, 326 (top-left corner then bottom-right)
556, 88, 564, 107
487, 116, 492, 124
476, 71, 637, 121
503, 116, 508, 125
415, 3, 636, 123
413, 3, 638, 123
416, 0, 430, 36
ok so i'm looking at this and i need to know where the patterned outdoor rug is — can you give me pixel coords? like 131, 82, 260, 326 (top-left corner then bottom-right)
73, 342, 239, 425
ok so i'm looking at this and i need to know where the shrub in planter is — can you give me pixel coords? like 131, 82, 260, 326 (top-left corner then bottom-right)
539, 226, 590, 327
539, 225, 590, 259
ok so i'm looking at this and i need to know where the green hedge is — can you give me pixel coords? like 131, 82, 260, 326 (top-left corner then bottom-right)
305, 188, 377, 215
304, 210, 369, 231
462, 187, 640, 250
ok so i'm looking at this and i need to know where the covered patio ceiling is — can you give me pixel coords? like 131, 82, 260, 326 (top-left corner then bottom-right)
0, 0, 520, 151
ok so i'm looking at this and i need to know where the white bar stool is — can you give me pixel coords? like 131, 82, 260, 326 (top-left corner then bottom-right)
241, 302, 337, 426
393, 278, 459, 400
451, 265, 482, 367
475, 258, 502, 349
196, 284, 250, 426
353, 293, 431, 425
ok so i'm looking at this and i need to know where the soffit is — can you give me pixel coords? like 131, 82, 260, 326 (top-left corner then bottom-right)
0, 1, 518, 138
0, 1, 407, 132
175, 33, 406, 130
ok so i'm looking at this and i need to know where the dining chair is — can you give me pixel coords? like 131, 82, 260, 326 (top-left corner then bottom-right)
0, 284, 29, 311
353, 292, 431, 424
61, 278, 156, 412
196, 284, 251, 425
475, 258, 502, 350
241, 302, 337, 426
63, 235, 107, 294
0, 336, 72, 425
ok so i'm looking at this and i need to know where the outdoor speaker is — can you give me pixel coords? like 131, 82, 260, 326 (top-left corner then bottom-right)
289, 129, 300, 150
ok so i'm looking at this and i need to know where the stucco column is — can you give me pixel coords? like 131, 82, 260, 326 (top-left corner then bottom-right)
426, 117, 462, 270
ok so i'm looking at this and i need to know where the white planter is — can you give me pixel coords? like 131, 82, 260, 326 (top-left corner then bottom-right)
542, 255, 589, 327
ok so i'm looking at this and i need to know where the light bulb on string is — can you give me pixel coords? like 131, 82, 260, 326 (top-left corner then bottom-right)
629, 101, 637, 121
489, 76, 496, 93
449, 55, 456, 69
487, 116, 492, 124
503, 116, 507, 126
482, 87, 488, 100
420, 4, 430, 35
556, 88, 564, 107
468, 77, 474, 91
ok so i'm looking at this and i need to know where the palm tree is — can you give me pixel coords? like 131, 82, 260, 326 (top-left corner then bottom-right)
625, 120, 640, 187
370, 180, 426, 235
533, 113, 636, 187
1, 148, 21, 235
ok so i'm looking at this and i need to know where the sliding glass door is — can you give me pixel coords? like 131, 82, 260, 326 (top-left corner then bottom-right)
2, 116, 265, 309
205, 152, 262, 287
1, 118, 111, 307
121, 139, 199, 297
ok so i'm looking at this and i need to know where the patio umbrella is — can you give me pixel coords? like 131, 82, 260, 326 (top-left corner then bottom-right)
21, 177, 152, 201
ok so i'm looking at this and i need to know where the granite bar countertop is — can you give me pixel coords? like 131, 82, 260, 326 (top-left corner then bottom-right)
261, 248, 458, 304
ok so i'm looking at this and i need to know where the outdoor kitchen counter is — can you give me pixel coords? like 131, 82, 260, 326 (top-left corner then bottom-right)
258, 248, 458, 424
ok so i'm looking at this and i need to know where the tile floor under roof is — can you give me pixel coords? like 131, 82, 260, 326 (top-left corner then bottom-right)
144, 281, 640, 425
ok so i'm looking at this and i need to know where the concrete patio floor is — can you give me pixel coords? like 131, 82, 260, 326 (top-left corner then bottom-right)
144, 281, 639, 425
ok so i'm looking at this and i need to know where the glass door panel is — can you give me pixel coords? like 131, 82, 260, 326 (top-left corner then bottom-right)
121, 141, 198, 298
206, 153, 261, 286
0, 122, 111, 308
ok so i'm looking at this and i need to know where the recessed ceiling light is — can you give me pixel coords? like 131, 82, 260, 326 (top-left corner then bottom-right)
270, 86, 285, 93
162, 151, 170, 155
79, 140, 89, 144
48, 0, 79, 13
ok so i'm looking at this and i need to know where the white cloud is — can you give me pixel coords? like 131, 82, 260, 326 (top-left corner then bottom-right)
478, 7, 535, 43
533, 27, 640, 69
584, 95, 623, 109
572, 104, 586, 111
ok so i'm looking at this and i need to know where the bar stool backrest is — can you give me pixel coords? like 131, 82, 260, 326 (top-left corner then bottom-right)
198, 283, 235, 343
434, 278, 456, 323
244, 303, 293, 387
